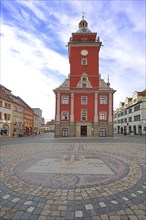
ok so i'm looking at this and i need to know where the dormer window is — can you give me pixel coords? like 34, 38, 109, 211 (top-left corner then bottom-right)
76, 72, 92, 88
82, 83, 87, 88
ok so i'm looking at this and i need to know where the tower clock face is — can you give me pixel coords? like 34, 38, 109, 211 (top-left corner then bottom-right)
81, 49, 88, 56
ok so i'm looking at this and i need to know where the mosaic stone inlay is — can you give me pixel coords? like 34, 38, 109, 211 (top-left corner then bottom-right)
25, 156, 115, 175
14, 153, 129, 188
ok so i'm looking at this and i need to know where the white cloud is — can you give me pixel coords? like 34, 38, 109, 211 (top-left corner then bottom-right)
1, 22, 69, 120
1, 0, 145, 119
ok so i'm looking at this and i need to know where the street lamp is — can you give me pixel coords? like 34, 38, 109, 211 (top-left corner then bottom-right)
91, 128, 94, 136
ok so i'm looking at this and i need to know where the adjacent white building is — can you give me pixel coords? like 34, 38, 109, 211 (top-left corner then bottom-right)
114, 90, 146, 135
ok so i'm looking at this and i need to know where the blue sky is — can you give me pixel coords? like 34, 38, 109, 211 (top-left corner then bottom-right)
1, 0, 145, 121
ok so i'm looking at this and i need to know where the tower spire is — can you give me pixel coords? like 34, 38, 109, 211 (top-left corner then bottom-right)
82, 12, 85, 19
107, 75, 110, 87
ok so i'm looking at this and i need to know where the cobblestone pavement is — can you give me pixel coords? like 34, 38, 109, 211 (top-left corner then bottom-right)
0, 140, 146, 220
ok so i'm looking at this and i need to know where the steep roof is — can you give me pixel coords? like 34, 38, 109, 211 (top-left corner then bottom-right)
137, 89, 146, 96
0, 88, 13, 103
17, 96, 33, 110
54, 78, 70, 92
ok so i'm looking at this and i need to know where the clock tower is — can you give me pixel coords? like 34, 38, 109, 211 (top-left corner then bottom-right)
54, 17, 116, 138
68, 16, 101, 90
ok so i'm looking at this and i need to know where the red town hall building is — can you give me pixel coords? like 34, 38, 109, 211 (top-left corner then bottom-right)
54, 17, 116, 138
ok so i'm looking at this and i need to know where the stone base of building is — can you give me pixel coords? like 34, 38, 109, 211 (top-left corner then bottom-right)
55, 122, 114, 138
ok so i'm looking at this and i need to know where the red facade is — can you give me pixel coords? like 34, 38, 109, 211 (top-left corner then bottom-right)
54, 17, 115, 137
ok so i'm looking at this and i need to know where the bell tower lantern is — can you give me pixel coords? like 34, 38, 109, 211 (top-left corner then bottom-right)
79, 16, 88, 28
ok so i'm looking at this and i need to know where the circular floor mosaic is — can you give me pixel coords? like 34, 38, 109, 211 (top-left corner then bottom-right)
14, 153, 129, 188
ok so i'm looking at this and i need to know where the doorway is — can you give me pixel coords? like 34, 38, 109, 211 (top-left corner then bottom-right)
81, 126, 87, 136
100, 128, 106, 137
62, 128, 68, 137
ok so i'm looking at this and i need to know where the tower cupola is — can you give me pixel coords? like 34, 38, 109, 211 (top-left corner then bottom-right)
76, 16, 92, 33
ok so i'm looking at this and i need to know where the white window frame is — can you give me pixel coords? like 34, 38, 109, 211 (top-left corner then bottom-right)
62, 96, 69, 104
81, 58, 87, 65
81, 96, 87, 104
81, 110, 87, 120
62, 111, 68, 120
100, 112, 107, 120
100, 96, 107, 104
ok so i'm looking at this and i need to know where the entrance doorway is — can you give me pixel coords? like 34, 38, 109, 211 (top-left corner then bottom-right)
100, 128, 106, 137
81, 126, 87, 136
62, 128, 68, 137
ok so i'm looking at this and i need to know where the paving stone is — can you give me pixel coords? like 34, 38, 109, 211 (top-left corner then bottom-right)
100, 214, 110, 220
46, 200, 54, 205
137, 190, 144, 194
122, 197, 129, 201
75, 210, 83, 217
33, 207, 42, 215
41, 210, 51, 216
29, 214, 40, 220
90, 209, 97, 216
3, 194, 10, 200
36, 202, 45, 208
27, 206, 35, 213
24, 200, 32, 205
125, 209, 134, 215
110, 200, 118, 205
60, 210, 67, 217
93, 216, 102, 220
130, 193, 137, 197
12, 198, 20, 202
119, 215, 130, 220
38, 216, 47, 220
58, 205, 67, 211
3, 212, 15, 219
56, 218, 66, 220
50, 210, 60, 216
133, 209, 145, 215
12, 211, 24, 220
1, 141, 146, 220
21, 212, 32, 219
128, 215, 139, 220
109, 216, 121, 220
66, 211, 74, 219
85, 204, 94, 210
99, 202, 106, 208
